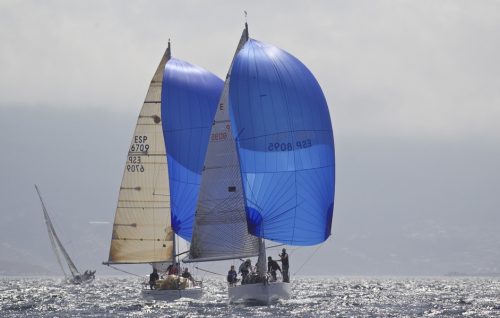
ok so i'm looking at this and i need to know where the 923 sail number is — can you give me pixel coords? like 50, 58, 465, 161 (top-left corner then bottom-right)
127, 156, 144, 172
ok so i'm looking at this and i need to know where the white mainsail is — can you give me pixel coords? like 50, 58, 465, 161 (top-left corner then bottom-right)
106, 45, 173, 265
35, 185, 80, 279
186, 25, 260, 263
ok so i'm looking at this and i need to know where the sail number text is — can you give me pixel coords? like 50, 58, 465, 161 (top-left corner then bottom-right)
129, 135, 150, 152
127, 135, 149, 173
267, 139, 312, 152
126, 164, 145, 172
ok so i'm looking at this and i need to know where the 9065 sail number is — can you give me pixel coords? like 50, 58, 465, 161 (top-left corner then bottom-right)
267, 139, 312, 152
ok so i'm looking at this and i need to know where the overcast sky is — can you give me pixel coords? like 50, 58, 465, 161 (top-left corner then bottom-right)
1, 0, 499, 277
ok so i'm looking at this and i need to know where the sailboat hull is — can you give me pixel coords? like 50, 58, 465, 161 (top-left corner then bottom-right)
228, 282, 290, 305
141, 287, 203, 301
69, 276, 95, 285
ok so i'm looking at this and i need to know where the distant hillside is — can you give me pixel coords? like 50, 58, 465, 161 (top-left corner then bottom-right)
0, 259, 53, 276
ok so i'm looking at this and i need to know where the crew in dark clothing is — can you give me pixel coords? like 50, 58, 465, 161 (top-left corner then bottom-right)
279, 248, 290, 282
267, 256, 282, 282
149, 268, 159, 289
181, 268, 193, 281
227, 265, 238, 286
239, 259, 252, 284
167, 263, 180, 275
82, 270, 95, 281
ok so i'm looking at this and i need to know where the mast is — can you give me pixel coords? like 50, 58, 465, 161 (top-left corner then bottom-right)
173, 230, 177, 268
35, 185, 80, 278
105, 43, 174, 266
106, 38, 225, 271
255, 239, 267, 278
185, 23, 258, 263
236, 21, 267, 278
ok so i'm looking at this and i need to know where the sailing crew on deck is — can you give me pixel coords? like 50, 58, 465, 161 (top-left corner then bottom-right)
166, 264, 173, 275
239, 259, 252, 284
279, 248, 290, 282
267, 256, 282, 282
167, 263, 180, 275
181, 268, 194, 282
227, 265, 238, 286
82, 270, 91, 281
73, 274, 82, 283
149, 268, 159, 289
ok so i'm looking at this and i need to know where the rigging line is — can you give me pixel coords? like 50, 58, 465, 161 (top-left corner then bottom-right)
175, 250, 189, 257
104, 264, 143, 278
292, 244, 323, 276
194, 266, 224, 277
266, 243, 285, 249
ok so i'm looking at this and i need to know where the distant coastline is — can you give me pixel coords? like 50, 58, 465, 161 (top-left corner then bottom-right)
445, 271, 500, 277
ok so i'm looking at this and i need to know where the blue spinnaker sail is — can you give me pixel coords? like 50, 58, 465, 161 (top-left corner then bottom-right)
229, 39, 335, 246
162, 58, 223, 241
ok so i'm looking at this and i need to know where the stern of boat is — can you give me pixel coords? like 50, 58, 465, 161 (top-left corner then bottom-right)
228, 281, 290, 305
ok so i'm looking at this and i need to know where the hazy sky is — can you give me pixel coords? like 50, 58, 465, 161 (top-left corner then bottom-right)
1, 0, 499, 276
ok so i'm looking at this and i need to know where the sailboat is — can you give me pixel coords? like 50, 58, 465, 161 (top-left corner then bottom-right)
103, 41, 223, 301
35, 185, 95, 284
186, 23, 335, 304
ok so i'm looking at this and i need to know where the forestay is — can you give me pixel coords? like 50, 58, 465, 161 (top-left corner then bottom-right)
162, 59, 223, 242
229, 39, 335, 246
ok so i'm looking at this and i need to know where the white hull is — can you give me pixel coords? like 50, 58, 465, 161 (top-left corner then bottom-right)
228, 282, 290, 305
141, 287, 203, 301
70, 276, 95, 285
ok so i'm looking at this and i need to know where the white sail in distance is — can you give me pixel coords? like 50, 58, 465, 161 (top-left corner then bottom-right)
35, 185, 80, 278
186, 25, 260, 263
106, 45, 173, 265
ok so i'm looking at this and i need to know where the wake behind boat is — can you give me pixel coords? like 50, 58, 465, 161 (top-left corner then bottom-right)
35, 185, 95, 284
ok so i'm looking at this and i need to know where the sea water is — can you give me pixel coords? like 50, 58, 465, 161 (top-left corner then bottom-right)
1, 276, 499, 317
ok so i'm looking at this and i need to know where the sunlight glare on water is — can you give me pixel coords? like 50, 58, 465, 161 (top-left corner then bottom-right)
1, 276, 499, 317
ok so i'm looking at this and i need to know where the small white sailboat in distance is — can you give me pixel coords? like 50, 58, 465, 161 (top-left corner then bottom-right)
102, 40, 223, 301
35, 185, 95, 284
